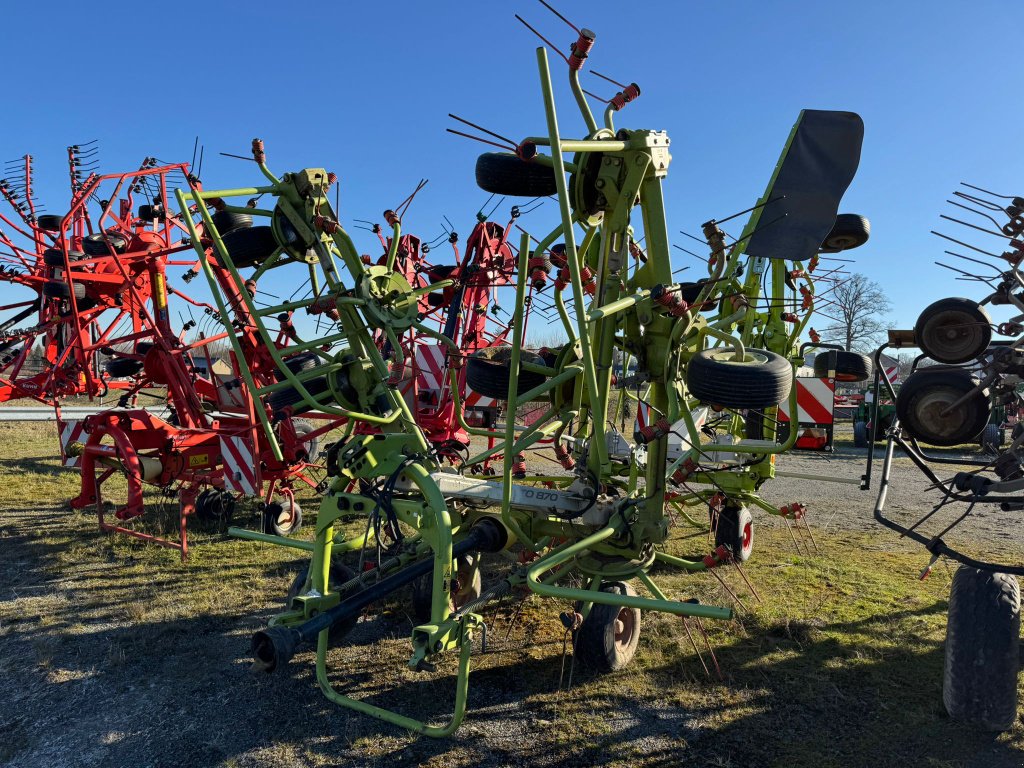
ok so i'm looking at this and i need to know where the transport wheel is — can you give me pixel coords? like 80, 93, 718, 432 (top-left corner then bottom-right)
289, 418, 320, 461
896, 369, 990, 446
209, 208, 253, 236
980, 423, 1002, 452
915, 298, 992, 364
820, 213, 870, 252
104, 357, 144, 378
81, 232, 128, 255
575, 582, 641, 672
854, 421, 868, 448
411, 555, 483, 624
686, 348, 792, 409
466, 346, 549, 400
713, 501, 754, 562
42, 248, 86, 267
275, 351, 321, 380
35, 214, 64, 232
219, 225, 279, 268
41, 279, 86, 301
267, 372, 333, 418
812, 350, 873, 382
474, 152, 558, 197
287, 562, 363, 642
195, 488, 235, 524
943, 566, 1020, 731
263, 497, 303, 536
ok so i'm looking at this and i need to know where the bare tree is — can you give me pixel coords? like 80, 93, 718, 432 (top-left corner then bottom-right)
817, 272, 892, 352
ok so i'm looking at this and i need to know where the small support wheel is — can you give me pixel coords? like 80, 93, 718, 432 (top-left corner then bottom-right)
195, 488, 235, 525
263, 497, 303, 536
713, 502, 754, 562
574, 582, 642, 672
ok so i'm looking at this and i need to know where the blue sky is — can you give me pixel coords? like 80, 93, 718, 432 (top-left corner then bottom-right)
1, 0, 1020, 335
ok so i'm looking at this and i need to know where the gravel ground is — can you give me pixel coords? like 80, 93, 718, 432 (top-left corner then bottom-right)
766, 441, 1022, 566
1, 437, 1022, 768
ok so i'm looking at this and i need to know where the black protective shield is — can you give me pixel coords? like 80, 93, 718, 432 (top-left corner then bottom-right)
744, 109, 864, 262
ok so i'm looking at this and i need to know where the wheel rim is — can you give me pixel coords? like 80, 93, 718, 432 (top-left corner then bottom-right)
910, 386, 978, 442
703, 349, 770, 367
741, 520, 753, 552
613, 606, 635, 650
827, 234, 857, 249
922, 311, 988, 361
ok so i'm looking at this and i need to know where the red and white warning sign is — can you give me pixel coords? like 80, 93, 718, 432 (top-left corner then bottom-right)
219, 435, 259, 495
416, 344, 446, 393
779, 378, 835, 426
58, 419, 85, 467
413, 343, 497, 410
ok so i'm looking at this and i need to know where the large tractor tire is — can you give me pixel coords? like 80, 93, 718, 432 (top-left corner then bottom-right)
943, 567, 1020, 731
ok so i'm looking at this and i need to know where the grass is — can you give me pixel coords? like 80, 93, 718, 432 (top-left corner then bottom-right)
0, 421, 1022, 767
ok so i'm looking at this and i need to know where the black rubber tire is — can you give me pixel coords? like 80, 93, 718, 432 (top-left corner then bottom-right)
35, 214, 64, 232
267, 372, 333, 418
289, 417, 320, 461
686, 348, 793, 409
219, 225, 279, 268
812, 350, 872, 382
262, 498, 303, 536
287, 562, 363, 642
137, 204, 162, 220
43, 248, 87, 267
275, 352, 321, 381
980, 423, 1003, 451
410, 556, 483, 624
210, 209, 253, 236
854, 421, 868, 448
943, 566, 1020, 731
466, 346, 548, 400
475, 152, 558, 197
820, 213, 870, 252
713, 502, 754, 562
896, 369, 990, 446
104, 357, 144, 378
41, 280, 87, 301
574, 582, 641, 673
81, 232, 128, 256
915, 298, 992, 365
744, 411, 786, 443
678, 279, 719, 311
195, 488, 235, 524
